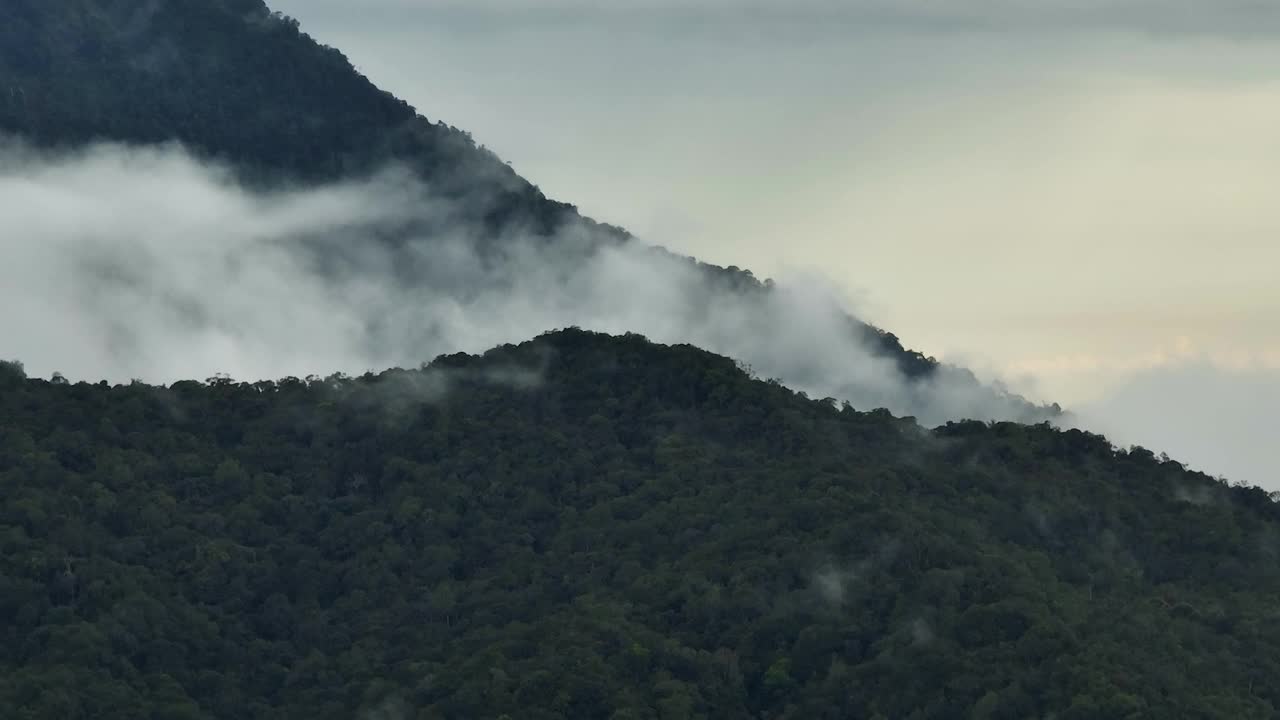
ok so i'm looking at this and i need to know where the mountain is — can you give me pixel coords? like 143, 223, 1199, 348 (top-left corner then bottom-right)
0, 331, 1277, 719
0, 0, 580, 236
0, 0, 1054, 423
1, 3, 1272, 718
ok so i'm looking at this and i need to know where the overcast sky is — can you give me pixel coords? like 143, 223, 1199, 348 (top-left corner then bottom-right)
269, 0, 1279, 487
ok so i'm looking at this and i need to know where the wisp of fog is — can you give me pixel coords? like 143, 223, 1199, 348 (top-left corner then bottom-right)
0, 140, 1047, 426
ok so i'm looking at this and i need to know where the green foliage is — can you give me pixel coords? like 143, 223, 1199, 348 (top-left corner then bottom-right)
0, 329, 1276, 718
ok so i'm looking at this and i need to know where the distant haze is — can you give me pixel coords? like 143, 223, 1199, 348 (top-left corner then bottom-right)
266, 0, 1280, 488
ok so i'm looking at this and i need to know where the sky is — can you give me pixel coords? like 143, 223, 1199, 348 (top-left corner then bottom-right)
201, 3, 1280, 484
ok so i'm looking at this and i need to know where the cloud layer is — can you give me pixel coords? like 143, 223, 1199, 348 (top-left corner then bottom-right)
0, 140, 1046, 427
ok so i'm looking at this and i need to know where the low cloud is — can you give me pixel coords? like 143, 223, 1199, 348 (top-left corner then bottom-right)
0, 140, 1046, 427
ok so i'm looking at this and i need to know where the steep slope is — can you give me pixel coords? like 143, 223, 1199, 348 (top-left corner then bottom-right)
0, 0, 1054, 422
0, 333, 1276, 719
0, 0, 569, 233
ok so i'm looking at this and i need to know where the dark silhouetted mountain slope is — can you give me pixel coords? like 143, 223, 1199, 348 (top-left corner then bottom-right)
0, 0, 575, 233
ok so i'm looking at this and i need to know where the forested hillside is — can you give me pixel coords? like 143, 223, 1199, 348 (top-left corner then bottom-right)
1, 331, 1277, 719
